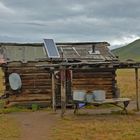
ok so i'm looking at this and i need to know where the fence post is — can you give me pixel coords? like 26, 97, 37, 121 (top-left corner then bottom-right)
135, 68, 139, 111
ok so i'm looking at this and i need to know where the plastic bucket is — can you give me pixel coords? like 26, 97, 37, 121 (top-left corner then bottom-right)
93, 90, 106, 101
73, 90, 86, 101
86, 94, 93, 103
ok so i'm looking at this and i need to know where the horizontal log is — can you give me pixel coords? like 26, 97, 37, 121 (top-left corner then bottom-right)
73, 77, 113, 81
7, 61, 50, 67
73, 81, 113, 84
5, 101, 51, 108
22, 83, 51, 87
26, 92, 52, 95
73, 79, 113, 83
73, 83, 113, 86
21, 79, 51, 83
73, 68, 115, 72
6, 67, 45, 70
5, 90, 52, 95
5, 81, 52, 86
22, 85, 51, 88
106, 96, 113, 99
5, 75, 51, 82
21, 75, 51, 80
71, 89, 113, 92
20, 73, 50, 77
73, 72, 114, 75
6, 69, 48, 74
8, 94, 51, 102
5, 85, 52, 90
6, 68, 48, 72
72, 84, 113, 88
22, 81, 51, 86
21, 89, 52, 94
22, 94, 51, 97
4, 74, 51, 81
73, 74, 115, 78
72, 87, 114, 91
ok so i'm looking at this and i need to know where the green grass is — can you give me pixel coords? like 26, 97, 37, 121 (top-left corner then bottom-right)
0, 106, 31, 114
116, 69, 138, 99
0, 100, 32, 114
112, 39, 140, 61
51, 114, 140, 140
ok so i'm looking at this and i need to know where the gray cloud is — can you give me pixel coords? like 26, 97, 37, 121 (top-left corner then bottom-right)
0, 0, 140, 48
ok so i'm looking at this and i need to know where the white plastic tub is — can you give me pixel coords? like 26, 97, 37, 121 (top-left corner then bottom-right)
73, 90, 86, 101
93, 90, 106, 101
86, 94, 93, 103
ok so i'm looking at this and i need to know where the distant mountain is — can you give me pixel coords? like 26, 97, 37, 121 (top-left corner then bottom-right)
112, 39, 140, 61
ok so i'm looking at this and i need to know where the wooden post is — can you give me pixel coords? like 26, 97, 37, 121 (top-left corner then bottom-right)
51, 70, 56, 112
135, 68, 139, 111
60, 66, 66, 117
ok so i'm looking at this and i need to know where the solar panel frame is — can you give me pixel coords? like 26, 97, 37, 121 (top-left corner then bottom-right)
43, 39, 60, 58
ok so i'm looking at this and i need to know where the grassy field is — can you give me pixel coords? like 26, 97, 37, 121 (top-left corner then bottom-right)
0, 115, 20, 140
117, 69, 138, 99
52, 114, 140, 140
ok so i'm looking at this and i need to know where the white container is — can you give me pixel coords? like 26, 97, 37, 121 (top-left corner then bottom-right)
86, 94, 93, 103
73, 90, 86, 101
93, 90, 106, 101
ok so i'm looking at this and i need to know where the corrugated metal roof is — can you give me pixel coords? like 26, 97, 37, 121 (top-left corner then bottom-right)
0, 42, 117, 63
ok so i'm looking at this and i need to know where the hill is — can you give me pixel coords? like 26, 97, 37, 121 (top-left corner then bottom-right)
112, 39, 140, 61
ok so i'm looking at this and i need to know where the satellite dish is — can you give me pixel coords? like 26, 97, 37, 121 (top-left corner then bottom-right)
9, 73, 22, 90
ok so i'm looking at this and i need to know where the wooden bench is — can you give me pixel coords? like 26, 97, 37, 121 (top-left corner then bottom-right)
73, 98, 131, 114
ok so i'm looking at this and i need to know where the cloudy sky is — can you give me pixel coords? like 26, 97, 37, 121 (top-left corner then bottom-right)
0, 0, 140, 49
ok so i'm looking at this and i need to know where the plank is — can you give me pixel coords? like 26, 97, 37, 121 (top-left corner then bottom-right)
60, 66, 66, 117
52, 72, 56, 112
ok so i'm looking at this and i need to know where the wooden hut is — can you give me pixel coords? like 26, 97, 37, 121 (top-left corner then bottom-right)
0, 42, 119, 107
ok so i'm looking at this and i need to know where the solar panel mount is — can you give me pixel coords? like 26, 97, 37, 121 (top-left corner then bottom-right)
43, 39, 60, 58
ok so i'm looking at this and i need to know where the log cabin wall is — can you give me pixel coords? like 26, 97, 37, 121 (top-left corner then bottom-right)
55, 68, 117, 105
72, 68, 116, 99
4, 61, 52, 106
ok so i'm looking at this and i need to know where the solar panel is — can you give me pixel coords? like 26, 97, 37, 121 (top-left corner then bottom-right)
43, 39, 60, 58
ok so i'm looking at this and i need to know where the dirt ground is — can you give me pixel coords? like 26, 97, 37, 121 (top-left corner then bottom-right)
6, 101, 138, 140
9, 111, 59, 140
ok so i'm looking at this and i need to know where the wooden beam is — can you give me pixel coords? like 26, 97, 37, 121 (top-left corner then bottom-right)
60, 66, 66, 117
51, 71, 56, 112
135, 68, 139, 111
